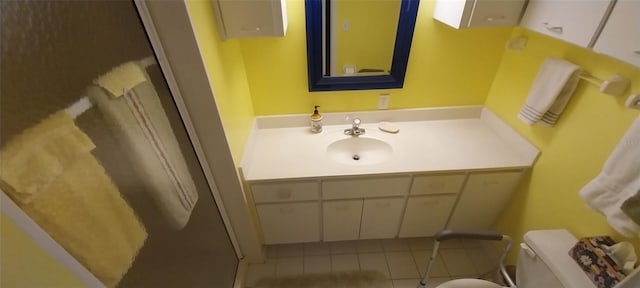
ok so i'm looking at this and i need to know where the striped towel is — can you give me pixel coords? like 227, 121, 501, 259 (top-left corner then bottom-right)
517, 57, 581, 127
89, 64, 198, 230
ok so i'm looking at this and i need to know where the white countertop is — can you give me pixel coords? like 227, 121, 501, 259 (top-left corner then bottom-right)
241, 106, 539, 181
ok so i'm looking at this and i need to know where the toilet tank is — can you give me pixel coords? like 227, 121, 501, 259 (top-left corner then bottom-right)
517, 229, 595, 288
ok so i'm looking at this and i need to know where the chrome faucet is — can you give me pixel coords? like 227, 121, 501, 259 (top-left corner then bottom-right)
344, 117, 366, 136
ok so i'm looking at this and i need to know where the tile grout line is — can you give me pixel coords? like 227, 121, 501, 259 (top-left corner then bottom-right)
255, 238, 494, 286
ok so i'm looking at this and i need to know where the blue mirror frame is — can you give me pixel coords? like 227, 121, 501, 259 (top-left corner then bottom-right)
305, 0, 420, 92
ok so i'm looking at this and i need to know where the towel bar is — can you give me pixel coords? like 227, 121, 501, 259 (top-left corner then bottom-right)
65, 56, 158, 120
506, 37, 630, 96
578, 73, 603, 86
578, 73, 631, 96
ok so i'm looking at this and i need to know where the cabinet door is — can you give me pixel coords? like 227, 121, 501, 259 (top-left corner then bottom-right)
360, 198, 405, 239
323, 200, 363, 241
520, 0, 612, 47
448, 171, 522, 230
256, 202, 320, 244
593, 0, 640, 68
213, 0, 287, 40
433, 0, 525, 29
399, 195, 458, 238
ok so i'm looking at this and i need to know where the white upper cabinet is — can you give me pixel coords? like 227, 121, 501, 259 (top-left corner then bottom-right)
593, 0, 640, 68
433, 0, 526, 29
519, 0, 613, 48
212, 0, 288, 40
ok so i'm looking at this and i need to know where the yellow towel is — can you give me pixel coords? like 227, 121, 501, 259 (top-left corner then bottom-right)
93, 62, 146, 98
0, 111, 147, 287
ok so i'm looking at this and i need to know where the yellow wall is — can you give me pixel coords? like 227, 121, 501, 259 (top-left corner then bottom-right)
186, 0, 256, 165
240, 0, 513, 115
1, 213, 86, 288
335, 0, 400, 75
486, 27, 640, 261
188, 0, 640, 260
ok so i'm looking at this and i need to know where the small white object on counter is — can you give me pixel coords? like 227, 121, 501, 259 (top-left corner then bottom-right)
378, 121, 399, 133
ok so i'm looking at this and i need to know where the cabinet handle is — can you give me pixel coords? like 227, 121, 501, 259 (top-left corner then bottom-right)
240, 26, 261, 32
485, 15, 506, 22
280, 206, 295, 214
634, 50, 640, 55
543, 22, 563, 34
277, 190, 292, 199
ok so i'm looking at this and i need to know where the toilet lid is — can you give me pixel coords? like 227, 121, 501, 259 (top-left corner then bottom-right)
524, 230, 596, 288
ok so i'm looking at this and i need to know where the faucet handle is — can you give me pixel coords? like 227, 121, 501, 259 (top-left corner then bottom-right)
353, 117, 361, 127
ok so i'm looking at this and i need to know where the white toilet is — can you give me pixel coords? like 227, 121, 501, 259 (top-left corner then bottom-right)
437, 229, 598, 288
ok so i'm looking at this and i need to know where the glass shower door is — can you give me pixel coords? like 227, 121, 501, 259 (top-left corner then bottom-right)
0, 1, 238, 287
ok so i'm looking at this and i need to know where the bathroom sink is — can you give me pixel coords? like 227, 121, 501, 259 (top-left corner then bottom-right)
326, 137, 392, 165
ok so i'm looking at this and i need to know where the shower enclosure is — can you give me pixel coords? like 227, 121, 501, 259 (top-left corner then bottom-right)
1, 1, 239, 287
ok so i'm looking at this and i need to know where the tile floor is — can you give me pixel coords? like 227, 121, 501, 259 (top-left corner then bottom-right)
245, 237, 502, 288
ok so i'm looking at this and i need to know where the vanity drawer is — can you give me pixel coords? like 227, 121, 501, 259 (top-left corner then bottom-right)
322, 176, 411, 200
410, 173, 466, 195
251, 181, 319, 203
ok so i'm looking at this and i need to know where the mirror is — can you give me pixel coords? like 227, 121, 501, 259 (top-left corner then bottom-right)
325, 0, 402, 77
305, 0, 419, 91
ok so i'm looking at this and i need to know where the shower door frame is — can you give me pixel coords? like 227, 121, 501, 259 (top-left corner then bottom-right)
135, 0, 263, 263
134, 0, 243, 258
0, 0, 264, 286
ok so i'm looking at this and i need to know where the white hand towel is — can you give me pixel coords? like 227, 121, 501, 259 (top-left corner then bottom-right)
518, 57, 581, 126
579, 116, 640, 237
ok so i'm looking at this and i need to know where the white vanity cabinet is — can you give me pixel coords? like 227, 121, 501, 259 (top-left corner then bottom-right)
399, 173, 466, 237
212, 0, 287, 40
519, 0, 613, 48
322, 177, 410, 200
322, 177, 411, 241
593, 0, 640, 68
400, 195, 458, 237
322, 197, 406, 241
256, 203, 320, 244
447, 170, 523, 230
360, 198, 406, 239
243, 107, 539, 245
252, 181, 320, 244
252, 181, 318, 203
249, 170, 526, 244
323, 200, 363, 241
433, 0, 526, 29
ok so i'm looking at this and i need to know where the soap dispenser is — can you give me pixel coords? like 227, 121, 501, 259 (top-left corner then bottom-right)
310, 105, 323, 133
